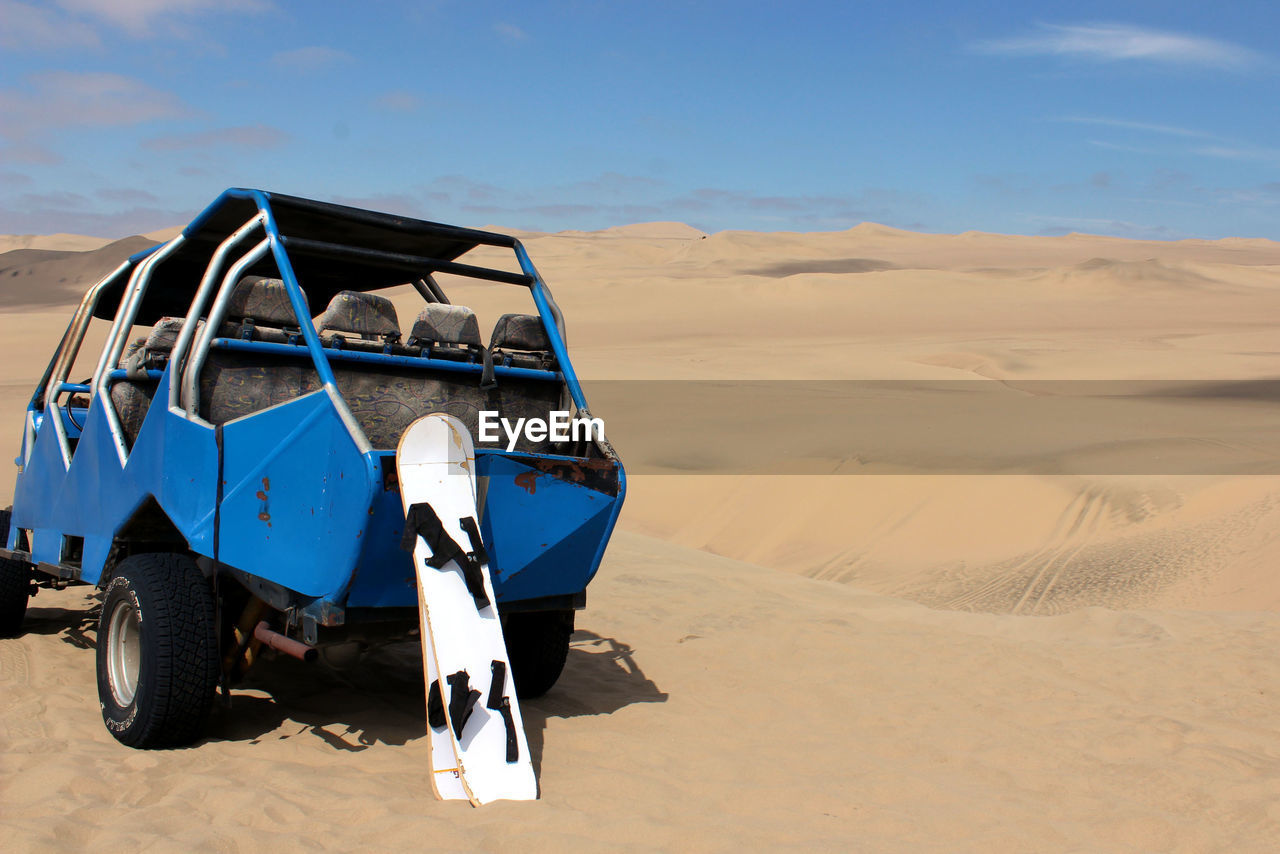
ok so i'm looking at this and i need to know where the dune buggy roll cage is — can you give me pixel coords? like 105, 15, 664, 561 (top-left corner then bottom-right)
33, 188, 587, 465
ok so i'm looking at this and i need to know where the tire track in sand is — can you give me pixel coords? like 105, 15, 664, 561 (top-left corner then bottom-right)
0, 639, 47, 740
944, 489, 1098, 612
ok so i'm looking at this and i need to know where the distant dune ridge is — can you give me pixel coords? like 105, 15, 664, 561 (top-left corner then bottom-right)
0, 236, 159, 309
3, 220, 1280, 849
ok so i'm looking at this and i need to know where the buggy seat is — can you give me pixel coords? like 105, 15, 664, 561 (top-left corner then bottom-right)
219, 276, 307, 344
490, 314, 556, 370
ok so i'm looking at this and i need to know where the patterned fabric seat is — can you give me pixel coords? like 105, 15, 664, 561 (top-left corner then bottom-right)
112, 316, 199, 447
198, 351, 560, 451
316, 291, 400, 351
407, 303, 494, 386
219, 276, 308, 343
121, 316, 198, 377
489, 313, 556, 370
195, 293, 560, 451
407, 303, 482, 348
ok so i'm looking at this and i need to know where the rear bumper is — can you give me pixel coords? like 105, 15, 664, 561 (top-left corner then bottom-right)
341, 448, 623, 610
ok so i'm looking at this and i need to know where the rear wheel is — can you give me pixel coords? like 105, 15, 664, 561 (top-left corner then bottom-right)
503, 609, 574, 699
96, 553, 219, 748
0, 509, 30, 638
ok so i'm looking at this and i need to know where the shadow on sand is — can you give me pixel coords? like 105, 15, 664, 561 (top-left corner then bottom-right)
21, 597, 100, 650
204, 627, 668, 772
521, 630, 669, 776
26, 595, 667, 771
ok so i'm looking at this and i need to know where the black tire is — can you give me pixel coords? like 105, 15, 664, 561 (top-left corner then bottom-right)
503, 609, 573, 699
96, 553, 219, 748
0, 508, 31, 638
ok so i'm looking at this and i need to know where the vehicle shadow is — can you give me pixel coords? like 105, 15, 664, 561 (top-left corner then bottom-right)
25, 597, 668, 765
204, 628, 668, 767
21, 598, 100, 650
520, 630, 668, 777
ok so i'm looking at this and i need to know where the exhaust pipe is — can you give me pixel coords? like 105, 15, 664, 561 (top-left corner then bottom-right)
254, 621, 318, 663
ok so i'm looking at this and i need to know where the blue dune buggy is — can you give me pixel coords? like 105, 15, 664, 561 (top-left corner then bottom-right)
0, 189, 625, 747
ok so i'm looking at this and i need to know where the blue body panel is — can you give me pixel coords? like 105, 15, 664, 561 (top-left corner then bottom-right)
217, 390, 376, 600
8, 188, 626, 620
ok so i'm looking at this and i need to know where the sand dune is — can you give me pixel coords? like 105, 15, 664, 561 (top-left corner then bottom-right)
0, 236, 158, 310
6, 532, 1280, 850
0, 233, 114, 254
2, 221, 1280, 849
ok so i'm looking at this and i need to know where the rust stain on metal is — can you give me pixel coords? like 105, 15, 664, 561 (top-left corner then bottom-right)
514, 470, 539, 494
523, 457, 620, 496
257, 476, 271, 526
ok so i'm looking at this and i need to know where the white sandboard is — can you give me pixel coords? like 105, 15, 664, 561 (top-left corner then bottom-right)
397, 413, 537, 805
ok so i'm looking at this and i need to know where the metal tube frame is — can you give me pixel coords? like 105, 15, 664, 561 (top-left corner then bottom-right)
168, 212, 266, 413
182, 238, 272, 416
93, 237, 186, 389
62, 187, 594, 468
34, 261, 139, 466
45, 260, 131, 406
173, 189, 369, 453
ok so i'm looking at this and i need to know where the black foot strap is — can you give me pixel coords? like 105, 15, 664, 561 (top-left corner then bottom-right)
486, 660, 519, 763
427, 679, 446, 730
446, 670, 481, 740
401, 502, 490, 610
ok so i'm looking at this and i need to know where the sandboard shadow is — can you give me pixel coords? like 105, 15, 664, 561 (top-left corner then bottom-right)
203, 627, 667, 766
519, 629, 669, 777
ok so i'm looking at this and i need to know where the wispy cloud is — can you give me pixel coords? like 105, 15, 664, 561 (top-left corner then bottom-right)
0, 71, 190, 141
373, 91, 422, 113
975, 23, 1266, 70
329, 193, 426, 217
0, 171, 35, 189
1054, 115, 1218, 139
0, 143, 64, 165
270, 46, 352, 73
495, 22, 528, 42
16, 190, 93, 210
1022, 214, 1186, 240
55, 0, 270, 37
1087, 140, 1166, 156
1066, 115, 1280, 164
427, 176, 918, 232
0, 204, 196, 238
0, 1, 99, 49
95, 187, 161, 204
142, 124, 289, 151
1190, 144, 1280, 164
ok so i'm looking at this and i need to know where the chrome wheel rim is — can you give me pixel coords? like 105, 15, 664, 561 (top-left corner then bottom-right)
106, 598, 141, 707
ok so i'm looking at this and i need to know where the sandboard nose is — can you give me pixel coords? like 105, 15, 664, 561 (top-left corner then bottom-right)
399, 413, 474, 468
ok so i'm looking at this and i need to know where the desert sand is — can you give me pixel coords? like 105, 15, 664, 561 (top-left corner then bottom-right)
2, 221, 1280, 851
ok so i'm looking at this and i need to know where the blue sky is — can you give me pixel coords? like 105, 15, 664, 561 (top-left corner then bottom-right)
1, 0, 1277, 239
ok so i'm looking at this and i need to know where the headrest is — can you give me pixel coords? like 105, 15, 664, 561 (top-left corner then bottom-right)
226, 276, 304, 328
489, 313, 550, 352
408, 304, 482, 347
121, 316, 201, 377
144, 317, 187, 353
316, 291, 401, 341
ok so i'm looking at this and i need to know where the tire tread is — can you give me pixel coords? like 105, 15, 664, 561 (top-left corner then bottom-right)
0, 508, 29, 638
100, 553, 218, 748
